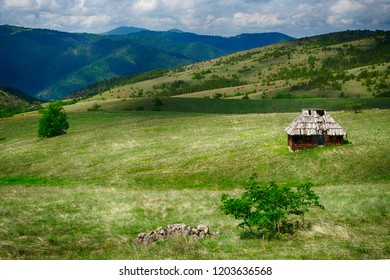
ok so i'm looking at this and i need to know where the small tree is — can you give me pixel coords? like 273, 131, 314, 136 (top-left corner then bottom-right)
221, 174, 324, 239
345, 102, 363, 113
38, 102, 69, 138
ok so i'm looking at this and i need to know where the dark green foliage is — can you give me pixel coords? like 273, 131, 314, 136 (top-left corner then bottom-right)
87, 103, 103, 111
339, 92, 348, 98
273, 92, 296, 99
152, 98, 164, 111
213, 92, 223, 99
0, 87, 43, 118
70, 69, 170, 99
375, 90, 390, 98
221, 175, 324, 239
0, 25, 292, 100
309, 30, 386, 47
38, 102, 69, 138
293, 183, 324, 225
345, 102, 363, 113
154, 97, 163, 106
154, 75, 246, 96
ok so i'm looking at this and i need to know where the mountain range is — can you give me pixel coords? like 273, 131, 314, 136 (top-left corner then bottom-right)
70, 30, 389, 103
0, 25, 293, 100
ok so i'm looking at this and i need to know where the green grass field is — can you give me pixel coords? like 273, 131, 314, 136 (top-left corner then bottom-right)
0, 98, 389, 259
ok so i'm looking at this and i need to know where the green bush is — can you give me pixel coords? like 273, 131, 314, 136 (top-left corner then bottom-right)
345, 102, 363, 113
38, 102, 69, 138
221, 174, 324, 239
273, 92, 296, 99
87, 103, 103, 111
154, 97, 163, 106
213, 92, 223, 99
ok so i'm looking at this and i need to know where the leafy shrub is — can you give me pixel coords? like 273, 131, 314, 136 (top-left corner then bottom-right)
345, 102, 363, 113
154, 97, 163, 106
375, 90, 390, 98
273, 92, 296, 99
213, 92, 223, 99
221, 174, 324, 239
87, 103, 103, 111
241, 93, 250, 99
38, 102, 69, 138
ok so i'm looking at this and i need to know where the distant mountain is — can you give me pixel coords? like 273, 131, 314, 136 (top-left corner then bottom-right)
167, 29, 185, 33
103, 26, 149, 35
0, 24, 293, 100
0, 86, 39, 104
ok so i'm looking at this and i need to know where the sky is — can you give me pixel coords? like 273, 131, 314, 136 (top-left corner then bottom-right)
0, 0, 389, 38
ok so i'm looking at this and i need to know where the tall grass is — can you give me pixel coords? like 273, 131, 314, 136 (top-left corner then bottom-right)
1, 108, 389, 189
0, 184, 388, 259
0, 104, 389, 259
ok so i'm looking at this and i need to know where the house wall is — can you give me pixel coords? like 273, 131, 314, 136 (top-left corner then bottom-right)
324, 135, 344, 146
288, 135, 344, 151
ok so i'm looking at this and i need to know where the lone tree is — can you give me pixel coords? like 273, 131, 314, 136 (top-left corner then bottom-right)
38, 102, 69, 138
345, 102, 363, 113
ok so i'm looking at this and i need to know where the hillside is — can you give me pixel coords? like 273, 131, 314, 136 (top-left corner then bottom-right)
75, 30, 389, 101
0, 87, 40, 118
0, 25, 292, 100
0, 102, 389, 259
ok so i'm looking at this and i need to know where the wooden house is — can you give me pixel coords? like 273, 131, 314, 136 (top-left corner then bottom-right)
284, 109, 347, 151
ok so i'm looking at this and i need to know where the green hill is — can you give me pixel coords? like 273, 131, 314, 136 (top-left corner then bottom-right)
0, 25, 292, 100
75, 30, 389, 102
0, 87, 40, 118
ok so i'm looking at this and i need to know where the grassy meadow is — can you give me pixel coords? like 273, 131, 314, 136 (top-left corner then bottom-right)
0, 98, 389, 259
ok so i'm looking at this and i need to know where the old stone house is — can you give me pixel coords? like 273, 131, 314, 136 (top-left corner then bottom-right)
284, 109, 347, 151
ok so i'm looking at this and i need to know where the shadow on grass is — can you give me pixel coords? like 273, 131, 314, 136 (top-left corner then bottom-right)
239, 231, 262, 240
121, 97, 390, 115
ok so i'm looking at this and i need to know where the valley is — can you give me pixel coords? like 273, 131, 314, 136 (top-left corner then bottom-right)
0, 29, 389, 260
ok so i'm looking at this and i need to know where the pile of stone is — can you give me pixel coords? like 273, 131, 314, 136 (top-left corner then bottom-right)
134, 224, 211, 244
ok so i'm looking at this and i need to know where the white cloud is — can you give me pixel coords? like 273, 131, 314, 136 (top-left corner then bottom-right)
132, 0, 158, 13
2, 0, 35, 9
0, 0, 389, 37
330, 0, 364, 14
232, 12, 284, 27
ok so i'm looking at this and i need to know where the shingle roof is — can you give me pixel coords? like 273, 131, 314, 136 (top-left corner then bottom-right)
284, 109, 347, 136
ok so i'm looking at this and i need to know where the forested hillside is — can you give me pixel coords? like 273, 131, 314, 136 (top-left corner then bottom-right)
0, 87, 40, 118
0, 25, 292, 100
74, 30, 389, 101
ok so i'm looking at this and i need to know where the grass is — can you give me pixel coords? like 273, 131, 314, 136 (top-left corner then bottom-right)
0, 184, 388, 259
0, 99, 389, 259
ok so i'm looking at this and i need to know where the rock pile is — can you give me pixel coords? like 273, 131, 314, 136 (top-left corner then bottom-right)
134, 224, 211, 244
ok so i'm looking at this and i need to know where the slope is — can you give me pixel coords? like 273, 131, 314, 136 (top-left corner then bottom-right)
78, 30, 389, 102
0, 25, 292, 100
0, 87, 40, 118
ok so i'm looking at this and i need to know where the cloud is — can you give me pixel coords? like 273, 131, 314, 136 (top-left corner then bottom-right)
132, 0, 158, 13
330, 0, 364, 14
232, 12, 284, 27
0, 0, 389, 37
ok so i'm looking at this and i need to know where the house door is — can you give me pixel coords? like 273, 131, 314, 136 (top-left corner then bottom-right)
318, 135, 325, 146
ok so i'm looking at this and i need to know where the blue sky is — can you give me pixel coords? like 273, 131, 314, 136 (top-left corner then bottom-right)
0, 0, 389, 37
